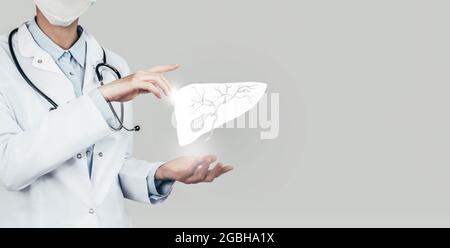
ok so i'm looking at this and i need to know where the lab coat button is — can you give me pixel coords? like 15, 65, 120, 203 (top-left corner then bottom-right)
98, 152, 103, 157
37, 59, 43, 64
69, 72, 75, 76
77, 153, 82, 159
89, 208, 95, 214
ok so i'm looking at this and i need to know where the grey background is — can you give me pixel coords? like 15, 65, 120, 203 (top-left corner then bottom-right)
2, 0, 450, 227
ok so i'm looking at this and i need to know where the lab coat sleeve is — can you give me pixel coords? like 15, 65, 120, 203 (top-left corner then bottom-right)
88, 88, 116, 126
0, 92, 112, 191
118, 102, 174, 205
105, 51, 174, 204
119, 159, 173, 204
147, 164, 175, 203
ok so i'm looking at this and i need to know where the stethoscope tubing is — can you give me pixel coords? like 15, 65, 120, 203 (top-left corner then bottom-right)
8, 28, 59, 111
8, 28, 139, 132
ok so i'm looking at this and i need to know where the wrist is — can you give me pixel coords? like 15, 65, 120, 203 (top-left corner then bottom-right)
98, 86, 112, 102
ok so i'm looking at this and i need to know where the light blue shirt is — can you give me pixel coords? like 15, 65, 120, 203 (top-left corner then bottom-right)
27, 19, 173, 200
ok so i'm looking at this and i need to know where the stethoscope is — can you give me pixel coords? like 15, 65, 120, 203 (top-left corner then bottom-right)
8, 28, 140, 132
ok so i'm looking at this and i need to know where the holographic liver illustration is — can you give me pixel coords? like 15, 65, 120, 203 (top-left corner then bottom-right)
173, 82, 267, 146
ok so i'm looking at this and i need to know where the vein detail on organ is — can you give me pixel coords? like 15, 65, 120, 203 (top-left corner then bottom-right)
174, 82, 267, 146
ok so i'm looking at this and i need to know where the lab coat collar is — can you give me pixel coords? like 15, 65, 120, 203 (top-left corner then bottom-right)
18, 22, 99, 73
27, 19, 87, 69
17, 22, 63, 75
81, 29, 104, 94
16, 21, 105, 98
83, 29, 104, 67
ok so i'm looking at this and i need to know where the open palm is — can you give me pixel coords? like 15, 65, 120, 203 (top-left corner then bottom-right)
155, 155, 233, 184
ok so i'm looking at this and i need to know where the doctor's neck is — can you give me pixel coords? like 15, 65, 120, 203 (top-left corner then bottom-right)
35, 8, 79, 50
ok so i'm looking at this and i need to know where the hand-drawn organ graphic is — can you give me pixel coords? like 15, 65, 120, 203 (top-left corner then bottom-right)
173, 82, 267, 146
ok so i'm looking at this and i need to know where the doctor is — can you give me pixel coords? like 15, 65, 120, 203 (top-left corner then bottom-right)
0, 0, 233, 227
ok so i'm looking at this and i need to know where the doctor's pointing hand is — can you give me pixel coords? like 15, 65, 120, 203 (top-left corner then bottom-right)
0, 0, 233, 228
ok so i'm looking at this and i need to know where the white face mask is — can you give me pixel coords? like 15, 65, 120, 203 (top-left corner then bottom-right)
34, 0, 97, 27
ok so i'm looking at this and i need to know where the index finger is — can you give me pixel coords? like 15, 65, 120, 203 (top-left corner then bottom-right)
147, 64, 179, 73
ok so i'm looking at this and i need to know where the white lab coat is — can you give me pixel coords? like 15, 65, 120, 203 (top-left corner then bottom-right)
0, 23, 165, 227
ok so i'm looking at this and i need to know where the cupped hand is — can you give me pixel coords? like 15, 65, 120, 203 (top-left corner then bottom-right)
155, 155, 234, 184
